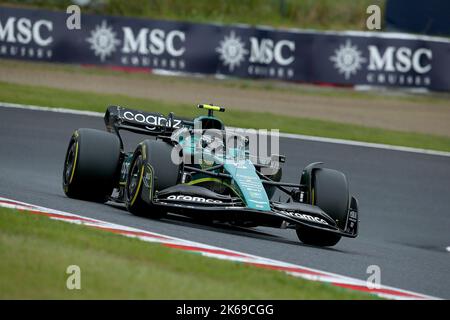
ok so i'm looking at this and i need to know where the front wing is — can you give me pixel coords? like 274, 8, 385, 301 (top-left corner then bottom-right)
151, 193, 358, 238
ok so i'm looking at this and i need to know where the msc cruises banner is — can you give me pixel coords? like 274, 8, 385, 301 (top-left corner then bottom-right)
1, 6, 449, 91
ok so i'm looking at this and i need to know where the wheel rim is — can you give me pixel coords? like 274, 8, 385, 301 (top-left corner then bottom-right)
63, 139, 77, 185
127, 154, 143, 201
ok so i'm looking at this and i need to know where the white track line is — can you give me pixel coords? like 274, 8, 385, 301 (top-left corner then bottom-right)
0, 196, 439, 300
0, 101, 103, 117
1, 101, 449, 157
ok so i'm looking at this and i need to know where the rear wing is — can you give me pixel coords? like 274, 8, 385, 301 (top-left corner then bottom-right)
104, 105, 191, 136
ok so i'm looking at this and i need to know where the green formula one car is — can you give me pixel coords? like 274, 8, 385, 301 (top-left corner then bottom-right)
63, 104, 359, 247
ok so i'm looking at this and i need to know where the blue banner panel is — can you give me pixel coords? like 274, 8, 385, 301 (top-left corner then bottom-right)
1, 6, 449, 91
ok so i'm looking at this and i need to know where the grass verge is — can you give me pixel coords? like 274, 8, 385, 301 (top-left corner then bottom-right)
3, 59, 450, 106
0, 207, 374, 299
1, 80, 449, 152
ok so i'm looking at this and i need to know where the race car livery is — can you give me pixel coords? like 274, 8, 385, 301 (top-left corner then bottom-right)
63, 104, 359, 247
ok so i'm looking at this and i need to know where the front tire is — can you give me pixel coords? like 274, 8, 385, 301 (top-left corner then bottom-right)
296, 168, 349, 247
296, 225, 342, 247
126, 139, 181, 218
63, 128, 121, 202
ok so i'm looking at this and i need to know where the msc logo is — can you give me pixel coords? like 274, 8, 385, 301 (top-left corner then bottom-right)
85, 20, 186, 69
368, 46, 432, 74
122, 27, 185, 57
366, 46, 432, 86
0, 16, 53, 46
330, 39, 433, 87
216, 31, 295, 79
249, 38, 295, 66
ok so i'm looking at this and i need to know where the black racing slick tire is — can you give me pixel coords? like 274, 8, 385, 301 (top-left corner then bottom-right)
296, 168, 349, 247
63, 128, 121, 202
126, 139, 181, 218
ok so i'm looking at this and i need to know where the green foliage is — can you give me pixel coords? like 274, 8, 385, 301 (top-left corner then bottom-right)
4, 0, 385, 30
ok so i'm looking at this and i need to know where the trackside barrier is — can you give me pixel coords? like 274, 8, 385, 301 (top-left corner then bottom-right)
0, 6, 449, 92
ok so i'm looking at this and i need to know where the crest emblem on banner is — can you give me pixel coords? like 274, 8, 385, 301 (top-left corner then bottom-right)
330, 40, 366, 79
86, 20, 121, 62
216, 31, 248, 72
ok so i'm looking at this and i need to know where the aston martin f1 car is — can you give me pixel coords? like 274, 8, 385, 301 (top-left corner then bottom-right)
63, 104, 359, 247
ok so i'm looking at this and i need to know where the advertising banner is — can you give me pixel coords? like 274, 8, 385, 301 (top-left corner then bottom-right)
1, 6, 449, 91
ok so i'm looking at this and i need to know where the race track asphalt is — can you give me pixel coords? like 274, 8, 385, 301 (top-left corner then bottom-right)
0, 106, 449, 298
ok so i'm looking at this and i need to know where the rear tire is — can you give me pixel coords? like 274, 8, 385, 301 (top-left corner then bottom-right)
126, 139, 181, 218
63, 128, 121, 202
296, 168, 349, 247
